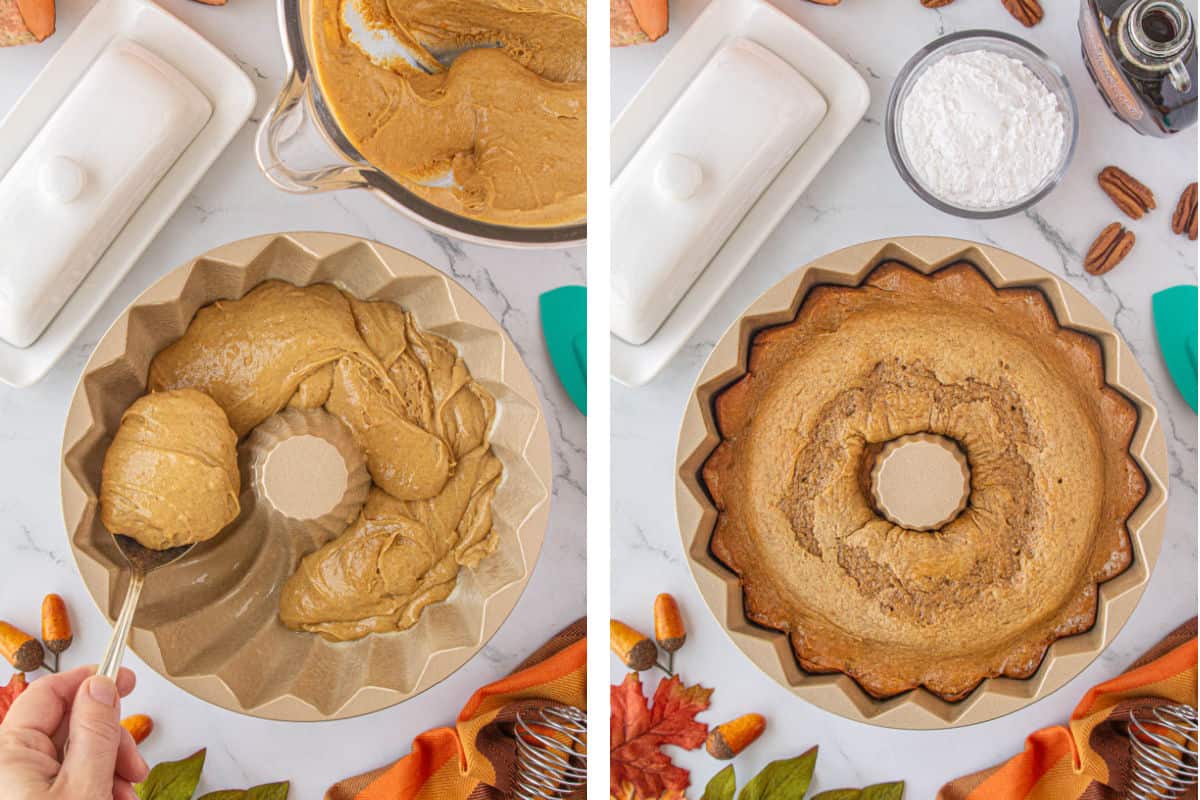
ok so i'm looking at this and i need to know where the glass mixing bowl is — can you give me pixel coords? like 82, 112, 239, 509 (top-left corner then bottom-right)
885, 30, 1079, 219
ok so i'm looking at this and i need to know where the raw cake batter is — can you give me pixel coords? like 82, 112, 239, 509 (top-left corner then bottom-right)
101, 281, 502, 641
311, 0, 586, 226
100, 389, 241, 551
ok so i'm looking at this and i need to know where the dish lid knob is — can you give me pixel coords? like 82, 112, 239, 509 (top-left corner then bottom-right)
41, 155, 86, 204
655, 153, 704, 201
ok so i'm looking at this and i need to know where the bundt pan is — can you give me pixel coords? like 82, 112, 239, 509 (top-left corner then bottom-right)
675, 236, 1169, 729
61, 232, 553, 721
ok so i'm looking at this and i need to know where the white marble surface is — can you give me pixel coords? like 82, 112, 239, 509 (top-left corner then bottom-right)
0, 1, 584, 795
612, 2, 1197, 798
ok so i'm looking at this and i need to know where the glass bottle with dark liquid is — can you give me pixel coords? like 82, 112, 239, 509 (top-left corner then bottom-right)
1080, 0, 1197, 136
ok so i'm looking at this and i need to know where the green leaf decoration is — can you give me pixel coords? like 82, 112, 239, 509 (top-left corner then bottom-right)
135, 749, 207, 800
198, 782, 290, 800
701, 764, 737, 800
812, 781, 905, 800
737, 746, 818, 800
860, 782, 904, 800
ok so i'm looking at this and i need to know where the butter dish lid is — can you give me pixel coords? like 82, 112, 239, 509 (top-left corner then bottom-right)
611, 38, 827, 346
0, 38, 212, 349
0, 0, 255, 387
609, 0, 869, 386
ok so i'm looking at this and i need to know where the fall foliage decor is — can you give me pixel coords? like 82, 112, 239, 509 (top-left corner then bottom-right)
653, 594, 686, 655
0, 593, 81, 674
812, 786, 906, 800
0, 621, 44, 672
701, 750, 817, 800
612, 620, 659, 671
706, 713, 766, 760
135, 749, 291, 800
611, 672, 713, 797
40, 594, 73, 670
698, 750, 905, 800
0, 672, 28, 722
122, 714, 155, 745
612, 595, 906, 799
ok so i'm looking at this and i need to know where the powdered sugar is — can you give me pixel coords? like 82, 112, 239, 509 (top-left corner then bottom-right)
899, 49, 1066, 210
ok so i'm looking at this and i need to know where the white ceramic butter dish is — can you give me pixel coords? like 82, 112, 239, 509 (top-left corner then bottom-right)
0, 40, 211, 348
609, 0, 870, 386
611, 38, 826, 346
0, 0, 255, 387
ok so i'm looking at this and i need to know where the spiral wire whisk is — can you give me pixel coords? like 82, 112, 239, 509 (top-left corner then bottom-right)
513, 705, 587, 800
1127, 703, 1198, 800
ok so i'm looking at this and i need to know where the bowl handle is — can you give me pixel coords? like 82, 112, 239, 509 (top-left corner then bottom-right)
254, 69, 371, 194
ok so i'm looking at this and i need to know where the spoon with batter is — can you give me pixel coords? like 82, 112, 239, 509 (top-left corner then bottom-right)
97, 537, 194, 679
95, 389, 243, 678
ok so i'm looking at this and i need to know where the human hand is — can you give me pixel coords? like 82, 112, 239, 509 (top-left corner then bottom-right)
0, 666, 149, 800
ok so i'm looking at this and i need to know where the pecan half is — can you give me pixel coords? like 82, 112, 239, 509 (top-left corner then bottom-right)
1172, 182, 1198, 241
1084, 222, 1135, 275
1098, 166, 1156, 219
1002, 0, 1043, 26
922, 0, 955, 7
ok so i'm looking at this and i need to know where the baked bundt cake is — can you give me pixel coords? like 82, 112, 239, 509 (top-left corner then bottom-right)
701, 260, 1146, 702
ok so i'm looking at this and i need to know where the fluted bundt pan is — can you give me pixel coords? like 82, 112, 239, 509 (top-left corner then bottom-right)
675, 237, 1169, 729
62, 233, 552, 721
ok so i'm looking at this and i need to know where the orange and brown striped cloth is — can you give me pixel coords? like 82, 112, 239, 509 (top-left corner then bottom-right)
939, 617, 1197, 800
326, 619, 586, 800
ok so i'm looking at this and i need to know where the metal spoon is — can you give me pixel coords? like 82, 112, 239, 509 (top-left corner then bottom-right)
97, 535, 193, 679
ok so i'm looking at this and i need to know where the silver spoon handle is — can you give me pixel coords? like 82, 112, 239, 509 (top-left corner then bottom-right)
98, 571, 145, 680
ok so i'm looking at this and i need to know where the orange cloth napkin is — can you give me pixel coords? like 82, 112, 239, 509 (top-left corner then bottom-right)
939, 617, 1197, 800
326, 619, 586, 800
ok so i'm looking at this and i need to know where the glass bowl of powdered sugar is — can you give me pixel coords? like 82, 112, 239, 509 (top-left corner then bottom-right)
886, 30, 1078, 218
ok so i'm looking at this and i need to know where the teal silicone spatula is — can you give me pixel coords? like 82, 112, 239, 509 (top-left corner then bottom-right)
1152, 285, 1197, 413
539, 285, 586, 415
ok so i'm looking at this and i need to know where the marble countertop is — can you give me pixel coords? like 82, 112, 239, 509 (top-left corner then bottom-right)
0, 1, 584, 795
612, 1, 1197, 798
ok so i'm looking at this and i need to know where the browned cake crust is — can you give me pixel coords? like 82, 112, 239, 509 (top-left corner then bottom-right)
702, 261, 1146, 702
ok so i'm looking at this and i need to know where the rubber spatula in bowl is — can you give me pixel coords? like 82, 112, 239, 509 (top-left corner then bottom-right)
540, 286, 586, 415
1152, 285, 1197, 413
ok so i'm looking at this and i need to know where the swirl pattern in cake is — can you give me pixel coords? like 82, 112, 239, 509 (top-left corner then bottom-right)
702, 261, 1147, 702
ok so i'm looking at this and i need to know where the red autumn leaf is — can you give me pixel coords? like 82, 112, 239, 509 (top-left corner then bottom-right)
611, 782, 685, 800
611, 672, 713, 798
0, 673, 28, 724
